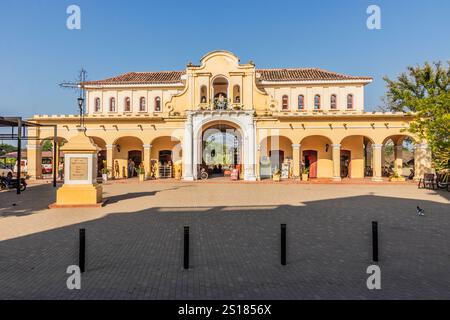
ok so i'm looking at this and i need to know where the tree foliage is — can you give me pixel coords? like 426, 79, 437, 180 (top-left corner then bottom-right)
383, 61, 450, 112
41, 140, 53, 151
0, 143, 17, 156
383, 62, 450, 171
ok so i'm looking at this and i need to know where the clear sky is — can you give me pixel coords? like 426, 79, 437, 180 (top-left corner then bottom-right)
0, 0, 449, 118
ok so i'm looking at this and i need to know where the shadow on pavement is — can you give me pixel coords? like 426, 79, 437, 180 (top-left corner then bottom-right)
0, 191, 449, 299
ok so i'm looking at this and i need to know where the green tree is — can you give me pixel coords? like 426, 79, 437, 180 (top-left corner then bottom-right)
383, 61, 450, 112
41, 140, 53, 151
0, 143, 17, 156
383, 62, 450, 171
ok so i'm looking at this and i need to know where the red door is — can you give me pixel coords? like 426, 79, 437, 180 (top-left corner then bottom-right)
303, 150, 318, 178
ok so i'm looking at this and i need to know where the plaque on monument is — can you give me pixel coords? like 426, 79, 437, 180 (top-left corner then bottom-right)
69, 157, 89, 180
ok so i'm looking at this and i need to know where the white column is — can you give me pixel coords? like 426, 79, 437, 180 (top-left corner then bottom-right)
183, 114, 194, 181
332, 143, 341, 181
372, 144, 383, 182
244, 121, 257, 181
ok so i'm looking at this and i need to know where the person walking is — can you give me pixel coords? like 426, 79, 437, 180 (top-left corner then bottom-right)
127, 159, 134, 178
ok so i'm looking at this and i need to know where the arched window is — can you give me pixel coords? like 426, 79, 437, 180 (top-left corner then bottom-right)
330, 94, 337, 110
109, 97, 116, 112
314, 95, 321, 110
139, 97, 146, 112
200, 85, 207, 103
94, 98, 101, 112
282, 95, 289, 110
298, 95, 304, 110
233, 85, 241, 103
347, 94, 354, 109
124, 97, 131, 112
154, 96, 161, 112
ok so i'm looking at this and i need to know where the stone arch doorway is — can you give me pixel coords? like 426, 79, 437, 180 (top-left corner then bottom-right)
201, 122, 243, 178
187, 112, 256, 181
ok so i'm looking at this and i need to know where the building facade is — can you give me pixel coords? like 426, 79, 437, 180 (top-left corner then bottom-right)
27, 50, 431, 181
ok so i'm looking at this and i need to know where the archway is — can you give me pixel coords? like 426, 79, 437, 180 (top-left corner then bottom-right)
339, 135, 375, 178
201, 122, 242, 178
382, 135, 417, 178
113, 136, 144, 178
300, 135, 333, 178
189, 113, 256, 181
212, 76, 229, 109
151, 136, 182, 179
259, 135, 293, 179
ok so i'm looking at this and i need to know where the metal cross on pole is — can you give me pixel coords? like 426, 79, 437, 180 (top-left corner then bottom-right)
59, 68, 88, 128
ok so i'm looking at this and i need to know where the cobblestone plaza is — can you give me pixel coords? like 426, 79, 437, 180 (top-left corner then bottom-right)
0, 181, 449, 299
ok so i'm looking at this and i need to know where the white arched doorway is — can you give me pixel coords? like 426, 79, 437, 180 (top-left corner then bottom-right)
183, 110, 256, 181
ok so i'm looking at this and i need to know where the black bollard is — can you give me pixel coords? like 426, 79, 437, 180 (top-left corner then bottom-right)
281, 224, 287, 265
184, 226, 189, 269
79, 228, 86, 273
372, 221, 378, 262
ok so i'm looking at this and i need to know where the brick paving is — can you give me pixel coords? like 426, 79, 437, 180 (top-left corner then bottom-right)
0, 181, 449, 299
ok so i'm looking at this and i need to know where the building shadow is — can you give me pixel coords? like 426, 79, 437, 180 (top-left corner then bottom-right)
0, 191, 449, 299
0, 183, 57, 218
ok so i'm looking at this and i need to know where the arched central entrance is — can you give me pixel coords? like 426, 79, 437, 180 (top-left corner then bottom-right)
201, 122, 242, 178
187, 111, 256, 181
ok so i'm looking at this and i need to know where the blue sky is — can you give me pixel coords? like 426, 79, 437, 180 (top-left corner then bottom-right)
0, 0, 449, 118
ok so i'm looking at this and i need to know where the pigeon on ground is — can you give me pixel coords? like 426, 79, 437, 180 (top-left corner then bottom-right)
416, 206, 425, 216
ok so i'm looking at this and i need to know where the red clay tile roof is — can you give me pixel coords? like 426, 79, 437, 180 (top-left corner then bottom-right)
82, 71, 186, 85
82, 68, 371, 86
257, 68, 372, 82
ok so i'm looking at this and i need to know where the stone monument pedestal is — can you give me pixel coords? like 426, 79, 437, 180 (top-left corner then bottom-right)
50, 128, 103, 208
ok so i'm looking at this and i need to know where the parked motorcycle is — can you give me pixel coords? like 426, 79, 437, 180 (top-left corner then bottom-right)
0, 176, 27, 191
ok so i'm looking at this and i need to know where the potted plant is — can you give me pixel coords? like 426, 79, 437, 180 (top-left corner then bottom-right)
301, 167, 310, 181
135, 164, 146, 182
272, 167, 281, 182
101, 167, 109, 182
389, 172, 405, 182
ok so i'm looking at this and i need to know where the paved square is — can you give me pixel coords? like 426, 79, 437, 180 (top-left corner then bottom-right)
0, 181, 449, 299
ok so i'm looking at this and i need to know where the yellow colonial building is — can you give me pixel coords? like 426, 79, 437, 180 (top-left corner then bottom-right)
27, 50, 431, 182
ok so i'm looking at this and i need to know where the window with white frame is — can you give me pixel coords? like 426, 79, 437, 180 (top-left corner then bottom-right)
124, 97, 131, 112
139, 97, 146, 112
154, 96, 161, 112
109, 97, 116, 112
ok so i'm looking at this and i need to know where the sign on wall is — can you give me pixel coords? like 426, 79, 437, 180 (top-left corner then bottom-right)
69, 157, 88, 180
